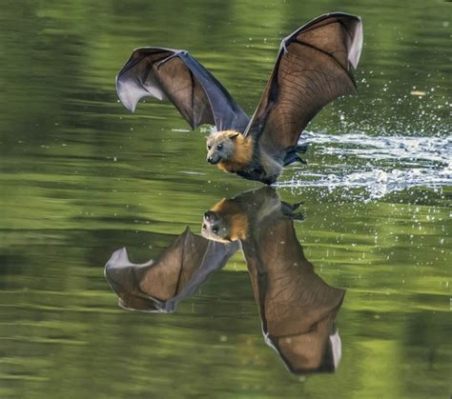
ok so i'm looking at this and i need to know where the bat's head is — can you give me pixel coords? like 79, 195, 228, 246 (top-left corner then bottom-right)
206, 130, 239, 165
201, 198, 248, 242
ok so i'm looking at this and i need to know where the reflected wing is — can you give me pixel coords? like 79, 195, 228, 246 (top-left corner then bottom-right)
105, 227, 239, 312
116, 48, 249, 131
239, 192, 345, 374
245, 13, 363, 160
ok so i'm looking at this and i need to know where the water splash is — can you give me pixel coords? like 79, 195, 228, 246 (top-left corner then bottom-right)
278, 132, 451, 200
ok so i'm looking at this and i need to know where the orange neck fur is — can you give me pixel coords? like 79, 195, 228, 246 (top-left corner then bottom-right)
218, 136, 254, 173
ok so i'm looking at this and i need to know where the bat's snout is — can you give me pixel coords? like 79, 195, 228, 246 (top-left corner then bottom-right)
202, 211, 230, 242
207, 156, 220, 165
202, 211, 220, 234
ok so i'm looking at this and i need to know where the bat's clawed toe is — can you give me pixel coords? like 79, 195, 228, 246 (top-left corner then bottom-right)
283, 145, 309, 167
297, 156, 307, 165
283, 155, 305, 167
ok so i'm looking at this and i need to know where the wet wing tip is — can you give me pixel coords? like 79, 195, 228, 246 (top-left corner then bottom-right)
105, 247, 130, 271
116, 77, 148, 113
347, 18, 363, 70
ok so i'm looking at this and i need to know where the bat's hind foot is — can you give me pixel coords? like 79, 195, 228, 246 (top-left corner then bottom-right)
283, 152, 306, 166
295, 143, 308, 154
283, 143, 309, 167
281, 201, 304, 221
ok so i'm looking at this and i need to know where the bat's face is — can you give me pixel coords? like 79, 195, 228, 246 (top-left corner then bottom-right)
201, 198, 249, 242
205, 131, 237, 165
201, 210, 231, 242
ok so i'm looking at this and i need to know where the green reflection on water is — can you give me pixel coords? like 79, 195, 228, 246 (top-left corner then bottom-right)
0, 0, 451, 398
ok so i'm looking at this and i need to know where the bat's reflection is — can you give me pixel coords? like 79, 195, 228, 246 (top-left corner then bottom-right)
105, 187, 345, 375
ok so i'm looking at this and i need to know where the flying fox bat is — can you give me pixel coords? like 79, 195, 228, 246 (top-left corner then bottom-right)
105, 227, 238, 312
116, 13, 363, 184
202, 187, 345, 374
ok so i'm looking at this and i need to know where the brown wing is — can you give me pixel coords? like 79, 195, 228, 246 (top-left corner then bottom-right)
242, 218, 345, 374
232, 188, 345, 374
245, 13, 363, 160
116, 48, 249, 131
104, 227, 238, 312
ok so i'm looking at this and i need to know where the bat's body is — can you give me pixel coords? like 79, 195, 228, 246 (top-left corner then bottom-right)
116, 13, 363, 184
206, 130, 282, 184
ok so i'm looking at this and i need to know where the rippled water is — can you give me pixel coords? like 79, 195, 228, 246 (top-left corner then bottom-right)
0, 1, 451, 398
280, 132, 451, 199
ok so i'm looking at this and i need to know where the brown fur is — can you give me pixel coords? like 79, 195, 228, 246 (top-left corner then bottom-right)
206, 130, 284, 184
219, 135, 253, 173
206, 130, 254, 173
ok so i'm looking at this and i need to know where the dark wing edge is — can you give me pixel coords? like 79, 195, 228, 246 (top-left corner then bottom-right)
244, 12, 363, 157
116, 47, 249, 132
291, 12, 363, 80
241, 212, 346, 375
104, 227, 239, 312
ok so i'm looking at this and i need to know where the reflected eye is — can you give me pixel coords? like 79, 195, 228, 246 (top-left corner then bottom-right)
217, 144, 223, 150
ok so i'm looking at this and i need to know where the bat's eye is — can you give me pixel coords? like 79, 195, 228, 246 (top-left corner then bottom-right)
207, 145, 212, 150
217, 144, 223, 151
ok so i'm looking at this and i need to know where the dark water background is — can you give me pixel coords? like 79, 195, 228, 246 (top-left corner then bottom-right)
0, 0, 451, 398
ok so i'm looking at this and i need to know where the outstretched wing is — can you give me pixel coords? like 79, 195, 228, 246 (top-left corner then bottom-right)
245, 13, 363, 160
105, 227, 239, 312
116, 48, 249, 132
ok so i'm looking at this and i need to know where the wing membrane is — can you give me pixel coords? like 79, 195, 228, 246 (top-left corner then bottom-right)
105, 227, 239, 312
116, 48, 249, 131
245, 13, 363, 159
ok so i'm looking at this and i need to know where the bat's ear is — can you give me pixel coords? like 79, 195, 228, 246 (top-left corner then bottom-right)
230, 133, 240, 141
210, 198, 227, 213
